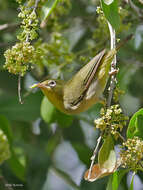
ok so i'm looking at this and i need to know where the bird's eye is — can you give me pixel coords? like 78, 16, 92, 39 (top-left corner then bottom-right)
48, 80, 56, 87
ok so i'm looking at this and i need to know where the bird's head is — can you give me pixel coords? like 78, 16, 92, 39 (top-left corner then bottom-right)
30, 79, 65, 102
34, 79, 57, 90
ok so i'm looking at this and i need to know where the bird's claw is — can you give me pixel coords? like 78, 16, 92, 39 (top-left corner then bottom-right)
109, 68, 119, 76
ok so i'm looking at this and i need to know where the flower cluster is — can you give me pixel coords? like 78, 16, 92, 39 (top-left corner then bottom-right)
34, 32, 75, 67
4, 42, 35, 76
17, 5, 38, 41
94, 105, 128, 139
0, 129, 11, 164
113, 86, 125, 103
118, 6, 131, 33
120, 137, 143, 171
4, 0, 38, 75
92, 6, 108, 50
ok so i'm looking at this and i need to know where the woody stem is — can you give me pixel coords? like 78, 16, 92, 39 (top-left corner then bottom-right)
107, 21, 116, 107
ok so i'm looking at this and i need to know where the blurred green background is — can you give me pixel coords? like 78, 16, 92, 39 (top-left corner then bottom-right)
0, 0, 143, 189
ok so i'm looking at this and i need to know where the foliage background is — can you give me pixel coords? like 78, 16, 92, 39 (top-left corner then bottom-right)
0, 0, 143, 190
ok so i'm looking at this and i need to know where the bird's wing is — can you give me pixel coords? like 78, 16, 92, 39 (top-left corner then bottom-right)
63, 49, 106, 109
83, 49, 106, 90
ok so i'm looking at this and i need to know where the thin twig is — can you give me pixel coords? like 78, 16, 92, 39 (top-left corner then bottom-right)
75, 39, 107, 56
18, 74, 23, 104
34, 0, 40, 11
117, 132, 126, 142
87, 135, 102, 180
18, 0, 39, 104
0, 42, 15, 48
0, 23, 19, 31
107, 21, 116, 107
128, 0, 142, 17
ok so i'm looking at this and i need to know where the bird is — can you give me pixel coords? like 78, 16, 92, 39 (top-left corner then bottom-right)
31, 35, 132, 115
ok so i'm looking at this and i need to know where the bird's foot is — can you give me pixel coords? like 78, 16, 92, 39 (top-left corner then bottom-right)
109, 68, 119, 76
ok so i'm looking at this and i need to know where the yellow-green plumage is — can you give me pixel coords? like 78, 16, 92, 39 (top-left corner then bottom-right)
63, 49, 116, 114
32, 48, 116, 115
31, 35, 132, 115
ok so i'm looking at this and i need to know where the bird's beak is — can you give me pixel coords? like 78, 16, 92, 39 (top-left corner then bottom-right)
30, 82, 45, 89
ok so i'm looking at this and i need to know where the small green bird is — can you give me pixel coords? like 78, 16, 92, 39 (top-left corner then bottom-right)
31, 35, 132, 115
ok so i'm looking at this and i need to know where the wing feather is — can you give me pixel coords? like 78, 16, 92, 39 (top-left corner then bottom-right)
63, 49, 106, 109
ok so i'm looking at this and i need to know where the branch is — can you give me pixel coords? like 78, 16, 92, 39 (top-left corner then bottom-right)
86, 21, 117, 181
125, 0, 142, 18
107, 21, 116, 107
87, 135, 102, 180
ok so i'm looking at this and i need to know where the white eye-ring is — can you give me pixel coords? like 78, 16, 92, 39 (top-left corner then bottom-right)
48, 80, 56, 87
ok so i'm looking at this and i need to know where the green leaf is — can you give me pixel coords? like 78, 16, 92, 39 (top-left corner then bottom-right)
0, 115, 25, 180
104, 0, 114, 5
41, 96, 73, 127
127, 108, 143, 139
129, 173, 135, 190
98, 135, 116, 171
0, 115, 13, 144
46, 132, 61, 155
41, 96, 56, 124
0, 92, 42, 122
106, 174, 115, 190
101, 0, 120, 29
135, 114, 143, 137
41, 0, 59, 22
8, 149, 26, 181
71, 142, 91, 165
56, 110, 73, 128
26, 145, 50, 190
62, 119, 85, 142
106, 169, 129, 190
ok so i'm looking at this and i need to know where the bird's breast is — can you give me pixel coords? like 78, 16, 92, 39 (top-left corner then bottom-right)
65, 95, 99, 114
